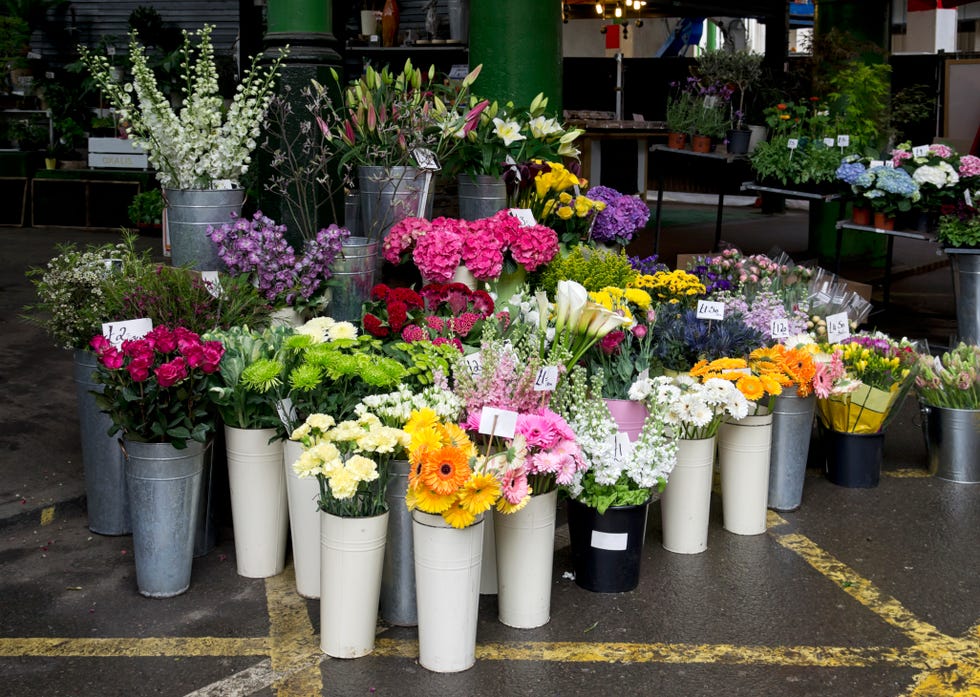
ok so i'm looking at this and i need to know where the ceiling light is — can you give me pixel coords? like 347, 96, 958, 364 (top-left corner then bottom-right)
614, 4, 622, 18
595, 1, 603, 14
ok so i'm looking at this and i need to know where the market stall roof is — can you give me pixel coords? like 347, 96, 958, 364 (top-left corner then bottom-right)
565, 0, 787, 20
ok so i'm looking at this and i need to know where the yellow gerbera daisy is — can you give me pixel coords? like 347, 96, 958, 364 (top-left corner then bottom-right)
736, 375, 765, 401
457, 472, 501, 515
759, 374, 785, 396
405, 408, 438, 435
496, 494, 531, 514
443, 499, 479, 529
408, 481, 455, 513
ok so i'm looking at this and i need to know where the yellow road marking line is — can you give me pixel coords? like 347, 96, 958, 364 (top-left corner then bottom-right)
766, 511, 789, 528
40, 506, 55, 526
773, 531, 980, 695
374, 638, 922, 667
264, 564, 322, 697
0, 637, 268, 657
885, 469, 932, 479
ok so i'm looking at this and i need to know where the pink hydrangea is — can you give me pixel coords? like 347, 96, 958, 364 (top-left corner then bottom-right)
413, 220, 464, 283
929, 144, 953, 159
959, 155, 980, 178
383, 217, 431, 264
508, 224, 559, 271
891, 149, 912, 168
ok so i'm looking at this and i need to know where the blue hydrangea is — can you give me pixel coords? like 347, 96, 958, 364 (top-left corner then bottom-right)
836, 161, 866, 185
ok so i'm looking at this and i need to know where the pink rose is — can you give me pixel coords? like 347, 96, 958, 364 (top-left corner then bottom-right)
127, 362, 150, 382
182, 342, 205, 369
174, 327, 201, 354
632, 324, 647, 339
155, 357, 188, 388
90, 335, 110, 355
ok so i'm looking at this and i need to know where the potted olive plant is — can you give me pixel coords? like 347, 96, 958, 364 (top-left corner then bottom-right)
696, 50, 763, 154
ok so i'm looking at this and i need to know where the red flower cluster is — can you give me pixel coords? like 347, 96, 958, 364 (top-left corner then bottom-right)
361, 282, 495, 349
91, 326, 223, 387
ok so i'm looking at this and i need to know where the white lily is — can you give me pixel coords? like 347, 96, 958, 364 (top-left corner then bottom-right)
492, 117, 527, 147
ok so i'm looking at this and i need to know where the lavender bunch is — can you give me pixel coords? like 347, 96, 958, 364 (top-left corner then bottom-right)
208, 212, 349, 309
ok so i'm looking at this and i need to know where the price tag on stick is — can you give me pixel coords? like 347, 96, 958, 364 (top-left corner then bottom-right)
696, 300, 725, 320
770, 318, 790, 338
826, 312, 851, 344
533, 366, 559, 392
102, 318, 153, 348
837, 134, 850, 148
478, 407, 518, 439
508, 208, 536, 227
912, 145, 929, 157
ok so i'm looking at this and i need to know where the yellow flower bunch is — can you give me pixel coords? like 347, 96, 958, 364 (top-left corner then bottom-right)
548, 192, 605, 222
589, 287, 635, 323
291, 411, 410, 516
404, 409, 501, 529
634, 270, 705, 306
834, 342, 907, 391
690, 349, 794, 406
533, 161, 585, 200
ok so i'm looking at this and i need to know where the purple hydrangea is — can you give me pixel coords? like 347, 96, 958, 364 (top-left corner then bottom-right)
588, 186, 651, 245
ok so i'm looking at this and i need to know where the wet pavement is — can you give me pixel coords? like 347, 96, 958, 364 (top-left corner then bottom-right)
1, 207, 976, 697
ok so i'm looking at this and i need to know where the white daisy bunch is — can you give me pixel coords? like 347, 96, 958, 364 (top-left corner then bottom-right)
630, 374, 749, 440
357, 385, 463, 429
80, 25, 287, 189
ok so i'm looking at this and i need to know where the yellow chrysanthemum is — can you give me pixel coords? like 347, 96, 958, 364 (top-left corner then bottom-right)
623, 287, 652, 310
457, 472, 501, 515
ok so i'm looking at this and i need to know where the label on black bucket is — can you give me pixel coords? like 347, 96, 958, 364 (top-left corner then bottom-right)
591, 530, 628, 551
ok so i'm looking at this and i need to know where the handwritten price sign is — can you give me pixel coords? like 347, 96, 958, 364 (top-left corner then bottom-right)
837, 134, 850, 147
826, 312, 851, 344
102, 318, 153, 348
696, 300, 725, 320
533, 366, 559, 392
770, 318, 790, 338
507, 208, 536, 227
462, 353, 482, 376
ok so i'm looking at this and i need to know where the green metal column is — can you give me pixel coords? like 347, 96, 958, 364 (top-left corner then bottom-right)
469, 0, 563, 112
258, 0, 345, 238
267, 0, 330, 34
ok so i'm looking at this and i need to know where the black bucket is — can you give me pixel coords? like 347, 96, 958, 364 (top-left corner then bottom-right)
566, 498, 649, 593
823, 428, 885, 488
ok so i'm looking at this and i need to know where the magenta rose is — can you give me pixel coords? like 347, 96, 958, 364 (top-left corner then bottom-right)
145, 326, 177, 354
99, 346, 124, 370
89, 334, 110, 355
182, 342, 205, 369
155, 357, 188, 388
174, 327, 202, 354
198, 341, 224, 374
127, 360, 151, 383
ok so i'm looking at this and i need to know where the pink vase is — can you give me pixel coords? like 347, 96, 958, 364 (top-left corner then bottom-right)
604, 398, 649, 442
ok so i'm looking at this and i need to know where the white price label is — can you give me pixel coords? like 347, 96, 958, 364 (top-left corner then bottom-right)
212, 179, 234, 190
102, 258, 123, 272
966, 189, 973, 206
696, 300, 726, 320
478, 407, 518, 439
869, 160, 884, 169
787, 138, 799, 150
837, 135, 850, 147
770, 318, 790, 338
412, 148, 440, 171
533, 366, 559, 392
885, 160, 896, 168
462, 353, 482, 375
826, 312, 851, 344
106, 46, 116, 56
912, 145, 929, 157
637, 367, 649, 383
200, 270, 222, 298
507, 208, 537, 227
823, 137, 835, 147
591, 530, 628, 551
277, 398, 296, 430
703, 95, 718, 109
102, 318, 153, 348
447, 64, 469, 80
614, 432, 633, 460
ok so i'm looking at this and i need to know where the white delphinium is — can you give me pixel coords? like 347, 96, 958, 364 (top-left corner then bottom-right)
80, 25, 287, 190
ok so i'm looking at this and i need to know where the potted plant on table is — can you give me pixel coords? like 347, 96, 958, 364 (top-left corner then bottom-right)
696, 50, 764, 154
936, 193, 980, 343
916, 343, 980, 483
665, 78, 698, 149
89, 326, 225, 598
851, 165, 921, 231
127, 189, 164, 235
79, 25, 288, 270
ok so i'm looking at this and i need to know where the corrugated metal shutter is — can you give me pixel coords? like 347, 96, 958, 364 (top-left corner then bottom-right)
32, 0, 240, 64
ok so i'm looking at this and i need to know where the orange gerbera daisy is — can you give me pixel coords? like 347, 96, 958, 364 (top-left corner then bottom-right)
736, 374, 765, 401
420, 445, 471, 496
690, 359, 710, 377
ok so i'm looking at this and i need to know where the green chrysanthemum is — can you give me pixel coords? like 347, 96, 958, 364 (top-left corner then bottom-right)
289, 363, 323, 391
241, 359, 284, 393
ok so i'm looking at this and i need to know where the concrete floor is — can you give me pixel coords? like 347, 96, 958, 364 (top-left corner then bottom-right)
1, 207, 976, 697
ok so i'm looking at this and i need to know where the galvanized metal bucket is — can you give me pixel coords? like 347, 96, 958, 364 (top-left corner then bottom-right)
357, 166, 434, 242
768, 393, 816, 511
164, 188, 245, 271
457, 174, 506, 221
73, 349, 130, 535
921, 404, 980, 484
380, 459, 417, 626
329, 237, 378, 322
123, 439, 205, 598
949, 251, 980, 343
